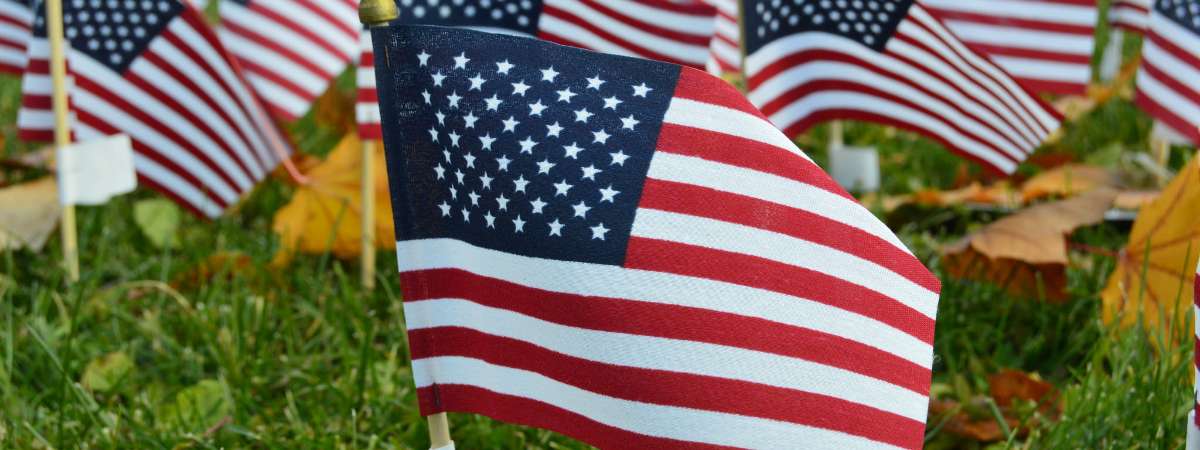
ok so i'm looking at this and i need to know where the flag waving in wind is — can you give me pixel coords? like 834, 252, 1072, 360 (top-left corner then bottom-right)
0, 0, 32, 74
373, 25, 940, 449
1134, 0, 1200, 145
742, 0, 1062, 175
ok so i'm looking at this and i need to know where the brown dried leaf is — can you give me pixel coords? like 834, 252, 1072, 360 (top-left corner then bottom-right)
1113, 190, 1160, 210
172, 251, 252, 291
1020, 164, 1119, 203
989, 369, 1060, 416
0, 177, 60, 251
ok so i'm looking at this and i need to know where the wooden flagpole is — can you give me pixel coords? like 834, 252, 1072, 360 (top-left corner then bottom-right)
46, 0, 78, 283
361, 138, 376, 289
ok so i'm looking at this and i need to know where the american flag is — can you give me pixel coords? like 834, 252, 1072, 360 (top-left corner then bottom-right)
922, 0, 1098, 95
0, 0, 31, 74
358, 29, 381, 140
217, 0, 359, 121
1192, 258, 1200, 448
373, 25, 940, 449
743, 0, 1062, 175
1112, 0, 1151, 32
1135, 0, 1199, 145
704, 0, 741, 75
17, 0, 291, 218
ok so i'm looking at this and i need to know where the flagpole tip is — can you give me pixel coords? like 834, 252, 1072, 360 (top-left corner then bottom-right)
360, 0, 398, 26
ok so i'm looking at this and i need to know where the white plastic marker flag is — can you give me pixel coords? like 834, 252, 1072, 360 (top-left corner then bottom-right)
57, 134, 137, 206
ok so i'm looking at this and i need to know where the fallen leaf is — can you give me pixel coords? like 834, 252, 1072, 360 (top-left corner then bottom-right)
159, 379, 232, 432
930, 370, 1059, 443
943, 188, 1118, 301
272, 133, 395, 265
988, 369, 1059, 416
0, 177, 60, 251
1101, 158, 1200, 346
133, 198, 181, 249
172, 251, 252, 291
81, 351, 135, 393
1113, 190, 1160, 210
1020, 164, 1119, 203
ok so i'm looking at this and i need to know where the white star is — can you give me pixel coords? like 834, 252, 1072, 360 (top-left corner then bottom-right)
454, 169, 465, 184
513, 175, 530, 193
528, 100, 547, 116
484, 210, 496, 228
586, 74, 605, 90
602, 96, 622, 110
496, 194, 510, 211
461, 207, 471, 222
536, 158, 555, 174
496, 154, 512, 171
479, 133, 496, 151
453, 52, 470, 69
438, 200, 451, 216
599, 185, 619, 203
435, 110, 446, 125
553, 179, 573, 197
464, 153, 477, 168
511, 80, 531, 96
479, 172, 494, 190
428, 127, 439, 142
556, 87, 576, 103
502, 116, 520, 133
446, 91, 462, 109
467, 73, 486, 91
581, 165, 602, 180
548, 219, 564, 236
530, 197, 547, 214
540, 66, 559, 82
512, 215, 526, 232
632, 82, 652, 97
448, 130, 461, 147
496, 59, 514, 75
421, 90, 432, 104
519, 136, 538, 154
546, 122, 564, 138
485, 94, 503, 111
572, 200, 591, 218
449, 186, 458, 198
574, 108, 593, 123
592, 129, 610, 144
443, 149, 452, 162
620, 114, 639, 130
468, 191, 481, 206
463, 111, 479, 128
563, 142, 584, 159
417, 50, 431, 66
610, 150, 630, 166
431, 71, 446, 87
590, 223, 609, 240
434, 164, 446, 179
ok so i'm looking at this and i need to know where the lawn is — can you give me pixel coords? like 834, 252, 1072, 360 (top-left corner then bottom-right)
1, 7, 1196, 449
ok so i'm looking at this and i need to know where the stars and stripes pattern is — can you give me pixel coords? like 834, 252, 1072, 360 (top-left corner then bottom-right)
1192, 258, 1200, 449
357, 30, 380, 139
0, 0, 31, 74
743, 0, 1061, 175
1112, 0, 1151, 32
217, 0, 359, 121
1135, 0, 1200, 145
373, 25, 940, 449
17, 0, 291, 218
703, 0, 741, 75
922, 0, 1098, 95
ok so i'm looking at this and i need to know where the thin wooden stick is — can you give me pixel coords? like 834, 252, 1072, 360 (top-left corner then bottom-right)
427, 412, 452, 449
829, 120, 844, 151
46, 0, 77, 283
360, 139, 376, 289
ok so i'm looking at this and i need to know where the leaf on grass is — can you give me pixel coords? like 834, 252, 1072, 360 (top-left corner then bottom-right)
133, 198, 181, 249
1020, 164, 1119, 203
0, 177, 60, 251
943, 188, 1118, 301
272, 133, 396, 265
172, 251, 252, 291
930, 370, 1059, 443
81, 351, 135, 393
988, 369, 1060, 416
1101, 158, 1200, 346
159, 379, 232, 432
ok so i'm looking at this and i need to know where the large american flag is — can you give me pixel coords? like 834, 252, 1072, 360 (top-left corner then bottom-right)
1112, 0, 1151, 32
743, 0, 1062, 175
373, 25, 940, 449
0, 0, 31, 74
922, 0, 1098, 95
1135, 0, 1199, 145
17, 0, 291, 218
217, 0, 359, 121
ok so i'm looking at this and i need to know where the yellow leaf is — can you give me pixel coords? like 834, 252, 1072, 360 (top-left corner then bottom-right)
0, 177, 60, 251
272, 134, 395, 265
1101, 158, 1200, 346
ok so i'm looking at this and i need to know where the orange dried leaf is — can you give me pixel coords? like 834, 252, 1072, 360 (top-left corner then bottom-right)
1020, 164, 1119, 203
1113, 190, 1160, 210
988, 369, 1060, 416
172, 251, 252, 290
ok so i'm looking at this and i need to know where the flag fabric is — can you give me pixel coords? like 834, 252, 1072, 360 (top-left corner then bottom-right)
742, 0, 1062, 175
704, 0, 741, 75
18, 0, 292, 218
0, 0, 31, 74
1112, 0, 1151, 32
1192, 258, 1200, 450
1134, 0, 1199, 145
217, 0, 359, 121
921, 0, 1098, 95
373, 24, 940, 449
357, 29, 381, 140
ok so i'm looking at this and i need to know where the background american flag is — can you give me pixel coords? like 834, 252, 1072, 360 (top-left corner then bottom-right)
742, 0, 1062, 175
702, 0, 740, 75
0, 0, 31, 74
1135, 0, 1199, 145
374, 25, 939, 449
1112, 0, 1151, 32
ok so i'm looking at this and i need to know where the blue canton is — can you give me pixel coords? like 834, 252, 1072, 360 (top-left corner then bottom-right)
386, 0, 543, 35
374, 25, 680, 265
1155, 0, 1200, 35
32, 0, 181, 72
744, 0, 912, 53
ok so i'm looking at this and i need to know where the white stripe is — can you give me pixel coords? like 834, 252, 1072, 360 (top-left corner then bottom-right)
989, 55, 1092, 83
538, 1, 709, 65
0, 46, 25, 68
219, 30, 328, 94
238, 0, 358, 55
1141, 38, 1200, 100
412, 356, 902, 449
577, 0, 716, 35
356, 102, 381, 124
245, 72, 313, 118
0, 21, 30, 44
941, 21, 1095, 54
922, 0, 1097, 26
1136, 70, 1200, 133
221, 2, 354, 75
708, 38, 740, 70
663, 97, 811, 162
1153, 12, 1200, 64
396, 238, 933, 368
0, 2, 31, 23
357, 66, 375, 89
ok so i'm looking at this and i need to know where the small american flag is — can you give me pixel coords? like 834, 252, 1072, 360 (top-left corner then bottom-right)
0, 0, 31, 74
922, 0, 1098, 95
1135, 0, 1199, 145
742, 0, 1062, 175
1112, 0, 1151, 32
373, 25, 940, 449
358, 29, 381, 140
17, 0, 291, 218
217, 0, 359, 121
703, 0, 741, 75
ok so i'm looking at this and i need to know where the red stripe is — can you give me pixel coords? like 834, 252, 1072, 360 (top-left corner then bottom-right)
221, 18, 333, 80
237, 1, 354, 66
674, 66, 764, 118
1140, 55, 1200, 114
1013, 77, 1088, 96
925, 8, 1096, 35
963, 42, 1092, 65
233, 55, 314, 119
575, 0, 714, 45
356, 89, 378, 103
357, 123, 382, 139
1134, 84, 1200, 146
0, 14, 28, 30
625, 237, 936, 343
539, 2, 709, 68
410, 328, 925, 448
402, 268, 930, 393
1147, 30, 1200, 79
416, 385, 738, 450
